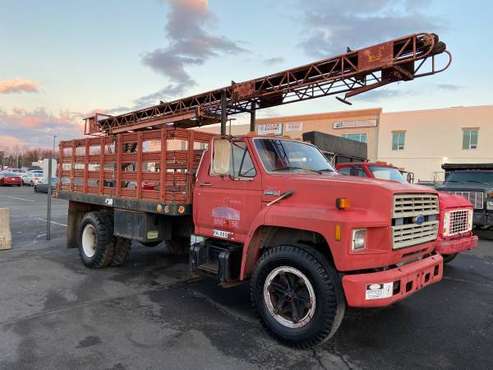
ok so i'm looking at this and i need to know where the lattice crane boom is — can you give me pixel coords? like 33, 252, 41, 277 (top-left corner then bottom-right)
86, 32, 451, 135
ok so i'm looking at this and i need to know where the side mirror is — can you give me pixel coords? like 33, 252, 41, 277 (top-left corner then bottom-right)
211, 138, 231, 176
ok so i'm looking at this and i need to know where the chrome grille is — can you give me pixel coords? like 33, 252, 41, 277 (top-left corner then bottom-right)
392, 221, 439, 249
393, 193, 439, 218
447, 191, 484, 209
445, 209, 472, 236
392, 193, 439, 249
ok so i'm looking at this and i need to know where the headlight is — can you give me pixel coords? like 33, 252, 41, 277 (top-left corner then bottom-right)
443, 212, 450, 236
352, 229, 367, 251
467, 209, 473, 231
487, 199, 493, 210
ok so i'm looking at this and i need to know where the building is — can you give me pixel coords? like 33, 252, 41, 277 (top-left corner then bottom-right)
200, 105, 492, 182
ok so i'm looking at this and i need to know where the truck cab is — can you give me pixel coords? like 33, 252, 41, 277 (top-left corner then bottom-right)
336, 161, 477, 263
437, 163, 493, 229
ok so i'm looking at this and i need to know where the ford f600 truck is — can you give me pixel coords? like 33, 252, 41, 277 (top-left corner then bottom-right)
58, 132, 443, 347
57, 33, 452, 347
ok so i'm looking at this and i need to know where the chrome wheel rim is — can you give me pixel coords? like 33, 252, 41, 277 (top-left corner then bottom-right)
263, 266, 316, 328
82, 224, 97, 258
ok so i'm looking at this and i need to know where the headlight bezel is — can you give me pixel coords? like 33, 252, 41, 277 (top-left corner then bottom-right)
351, 228, 367, 251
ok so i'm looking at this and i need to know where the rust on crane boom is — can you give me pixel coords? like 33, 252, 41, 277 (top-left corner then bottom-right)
86, 32, 451, 135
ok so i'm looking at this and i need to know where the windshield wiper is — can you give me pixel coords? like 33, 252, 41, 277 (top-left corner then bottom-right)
272, 166, 323, 174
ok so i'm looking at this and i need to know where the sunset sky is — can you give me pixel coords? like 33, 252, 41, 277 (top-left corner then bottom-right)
1, 0, 491, 150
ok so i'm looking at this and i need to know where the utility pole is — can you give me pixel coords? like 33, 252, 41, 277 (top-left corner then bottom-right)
47, 135, 56, 240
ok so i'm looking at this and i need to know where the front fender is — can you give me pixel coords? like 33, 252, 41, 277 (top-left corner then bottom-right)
240, 205, 388, 279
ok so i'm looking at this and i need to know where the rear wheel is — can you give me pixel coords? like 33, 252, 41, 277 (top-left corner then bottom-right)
250, 245, 345, 348
111, 237, 131, 266
79, 212, 114, 268
443, 253, 458, 264
165, 237, 190, 255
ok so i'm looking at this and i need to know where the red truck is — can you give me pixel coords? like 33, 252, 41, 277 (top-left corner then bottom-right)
336, 162, 478, 263
57, 33, 452, 347
58, 132, 445, 347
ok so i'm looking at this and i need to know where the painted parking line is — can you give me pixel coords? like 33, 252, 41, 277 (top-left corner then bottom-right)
36, 218, 68, 227
0, 195, 35, 202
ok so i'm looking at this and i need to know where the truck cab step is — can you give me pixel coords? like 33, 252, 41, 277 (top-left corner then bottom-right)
190, 240, 242, 284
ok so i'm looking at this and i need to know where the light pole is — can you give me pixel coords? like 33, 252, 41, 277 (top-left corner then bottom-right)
47, 135, 56, 240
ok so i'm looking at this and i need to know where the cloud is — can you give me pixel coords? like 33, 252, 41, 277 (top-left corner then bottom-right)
263, 57, 285, 66
0, 135, 26, 152
436, 83, 463, 91
0, 108, 84, 149
351, 88, 410, 102
142, 0, 246, 95
299, 0, 443, 58
0, 79, 39, 94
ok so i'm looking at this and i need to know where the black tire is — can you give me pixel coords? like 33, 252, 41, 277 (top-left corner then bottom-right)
78, 212, 115, 268
111, 237, 131, 266
250, 245, 345, 348
443, 253, 458, 264
165, 237, 190, 255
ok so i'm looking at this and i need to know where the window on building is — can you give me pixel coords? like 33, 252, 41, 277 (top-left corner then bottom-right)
462, 128, 479, 150
342, 133, 368, 143
392, 131, 406, 151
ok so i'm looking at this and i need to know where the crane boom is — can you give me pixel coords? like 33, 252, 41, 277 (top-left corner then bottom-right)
86, 32, 451, 135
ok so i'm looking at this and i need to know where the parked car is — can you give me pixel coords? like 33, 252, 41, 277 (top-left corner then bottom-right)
0, 171, 23, 186
34, 177, 57, 193
29, 171, 44, 186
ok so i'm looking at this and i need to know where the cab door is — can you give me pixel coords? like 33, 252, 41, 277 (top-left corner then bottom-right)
194, 138, 263, 244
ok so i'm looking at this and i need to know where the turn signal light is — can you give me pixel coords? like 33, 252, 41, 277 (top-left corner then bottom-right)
336, 198, 351, 210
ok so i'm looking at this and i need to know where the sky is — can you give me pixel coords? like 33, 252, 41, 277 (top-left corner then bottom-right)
0, 0, 492, 150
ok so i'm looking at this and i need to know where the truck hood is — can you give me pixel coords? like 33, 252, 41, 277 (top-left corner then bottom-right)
437, 191, 473, 210
437, 183, 493, 192
263, 173, 437, 220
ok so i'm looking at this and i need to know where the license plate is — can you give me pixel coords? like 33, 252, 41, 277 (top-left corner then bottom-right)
365, 282, 393, 300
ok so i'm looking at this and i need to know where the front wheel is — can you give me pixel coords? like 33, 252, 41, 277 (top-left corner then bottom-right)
250, 245, 345, 348
443, 253, 458, 264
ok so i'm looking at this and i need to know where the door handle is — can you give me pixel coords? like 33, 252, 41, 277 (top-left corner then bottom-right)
199, 182, 212, 187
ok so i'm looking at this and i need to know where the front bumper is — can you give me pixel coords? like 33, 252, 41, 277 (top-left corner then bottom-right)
342, 254, 443, 308
436, 234, 478, 255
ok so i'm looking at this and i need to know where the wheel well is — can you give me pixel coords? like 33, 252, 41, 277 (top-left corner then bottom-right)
252, 226, 335, 268
67, 201, 113, 248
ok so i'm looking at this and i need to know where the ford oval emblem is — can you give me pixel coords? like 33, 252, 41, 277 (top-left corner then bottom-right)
415, 215, 425, 225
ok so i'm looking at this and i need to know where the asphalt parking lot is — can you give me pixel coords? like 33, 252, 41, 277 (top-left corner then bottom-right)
0, 186, 492, 370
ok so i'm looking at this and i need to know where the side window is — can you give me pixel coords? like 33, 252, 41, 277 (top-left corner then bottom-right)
231, 142, 256, 178
337, 167, 351, 176
349, 166, 367, 177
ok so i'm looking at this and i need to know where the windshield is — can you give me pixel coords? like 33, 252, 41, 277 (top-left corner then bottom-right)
369, 166, 407, 183
254, 138, 334, 174
445, 170, 493, 185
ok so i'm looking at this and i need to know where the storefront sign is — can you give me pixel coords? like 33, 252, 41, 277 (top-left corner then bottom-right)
333, 119, 377, 129
257, 123, 283, 136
